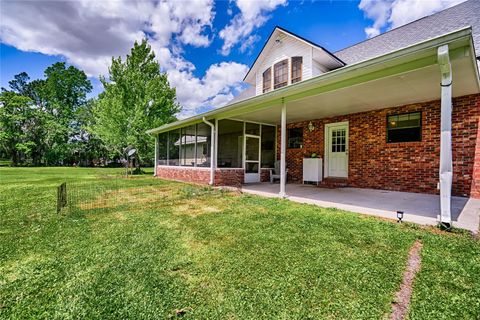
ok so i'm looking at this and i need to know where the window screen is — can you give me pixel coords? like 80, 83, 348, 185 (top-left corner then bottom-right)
387, 112, 421, 143
195, 123, 211, 167
263, 67, 272, 93
274, 59, 288, 89
288, 127, 303, 148
157, 132, 168, 165
261, 125, 275, 168
217, 119, 243, 168
291, 57, 302, 83
180, 125, 196, 166
167, 129, 180, 165
245, 122, 260, 135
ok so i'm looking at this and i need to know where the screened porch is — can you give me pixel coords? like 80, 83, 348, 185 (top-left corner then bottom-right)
155, 119, 277, 184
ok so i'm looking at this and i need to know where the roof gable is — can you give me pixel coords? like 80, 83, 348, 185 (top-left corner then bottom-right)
243, 26, 344, 84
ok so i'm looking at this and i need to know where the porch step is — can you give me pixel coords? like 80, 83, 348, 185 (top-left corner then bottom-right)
318, 178, 349, 189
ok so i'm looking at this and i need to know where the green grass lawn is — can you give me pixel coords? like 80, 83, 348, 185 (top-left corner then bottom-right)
0, 167, 479, 319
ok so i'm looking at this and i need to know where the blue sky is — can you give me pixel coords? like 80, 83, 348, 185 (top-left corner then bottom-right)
0, 0, 464, 117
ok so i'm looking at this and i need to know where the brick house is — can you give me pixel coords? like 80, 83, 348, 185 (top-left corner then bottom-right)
148, 0, 480, 227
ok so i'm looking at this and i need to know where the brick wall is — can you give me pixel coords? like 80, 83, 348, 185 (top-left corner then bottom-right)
261, 169, 271, 182
156, 166, 211, 184
155, 166, 247, 187
277, 94, 480, 197
214, 169, 244, 187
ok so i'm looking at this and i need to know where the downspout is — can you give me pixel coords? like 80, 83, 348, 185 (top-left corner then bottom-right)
202, 117, 215, 185
154, 134, 158, 177
437, 44, 452, 229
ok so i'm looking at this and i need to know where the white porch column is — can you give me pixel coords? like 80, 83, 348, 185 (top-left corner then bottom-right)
280, 99, 287, 197
203, 117, 216, 185
438, 44, 453, 228
154, 134, 158, 176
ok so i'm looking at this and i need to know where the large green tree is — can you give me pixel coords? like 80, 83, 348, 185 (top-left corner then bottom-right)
92, 39, 180, 164
39, 62, 93, 164
0, 64, 93, 166
71, 99, 108, 166
0, 91, 35, 165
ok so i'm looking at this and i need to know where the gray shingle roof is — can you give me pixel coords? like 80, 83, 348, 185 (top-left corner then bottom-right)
227, 0, 480, 105
335, 0, 480, 65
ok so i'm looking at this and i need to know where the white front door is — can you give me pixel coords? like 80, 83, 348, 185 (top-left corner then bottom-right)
244, 135, 261, 183
326, 122, 348, 178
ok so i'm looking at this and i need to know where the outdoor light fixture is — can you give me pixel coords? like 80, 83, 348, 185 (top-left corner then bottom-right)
397, 211, 404, 223
308, 121, 315, 132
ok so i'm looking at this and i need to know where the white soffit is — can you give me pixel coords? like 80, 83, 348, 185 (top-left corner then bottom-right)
147, 28, 476, 134
236, 53, 478, 124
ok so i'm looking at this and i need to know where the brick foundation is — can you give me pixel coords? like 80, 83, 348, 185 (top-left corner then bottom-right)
156, 166, 211, 184
155, 166, 248, 187
214, 169, 244, 187
278, 94, 480, 198
261, 169, 271, 182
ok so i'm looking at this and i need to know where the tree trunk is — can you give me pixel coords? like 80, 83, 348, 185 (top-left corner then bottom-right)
11, 150, 18, 166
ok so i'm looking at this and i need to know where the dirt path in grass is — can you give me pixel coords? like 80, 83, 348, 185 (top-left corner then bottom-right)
390, 240, 423, 320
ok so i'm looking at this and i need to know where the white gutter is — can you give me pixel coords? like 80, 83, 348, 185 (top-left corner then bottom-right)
438, 44, 453, 228
202, 117, 215, 185
147, 27, 472, 136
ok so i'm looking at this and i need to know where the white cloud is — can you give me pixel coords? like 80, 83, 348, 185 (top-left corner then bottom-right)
240, 35, 261, 54
219, 0, 287, 55
0, 0, 248, 117
167, 62, 249, 118
388, 0, 466, 28
359, 0, 466, 38
358, 0, 392, 38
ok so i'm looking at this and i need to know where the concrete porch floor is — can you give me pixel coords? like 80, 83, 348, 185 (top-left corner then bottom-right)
240, 183, 480, 233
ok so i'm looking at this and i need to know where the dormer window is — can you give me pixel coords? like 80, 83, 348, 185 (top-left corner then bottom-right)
274, 59, 288, 89
291, 56, 302, 83
263, 67, 272, 93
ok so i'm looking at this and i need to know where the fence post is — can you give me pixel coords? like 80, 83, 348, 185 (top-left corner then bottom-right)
57, 182, 67, 214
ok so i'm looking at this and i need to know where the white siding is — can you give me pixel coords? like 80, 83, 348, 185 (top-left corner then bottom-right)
255, 35, 313, 96
312, 59, 329, 77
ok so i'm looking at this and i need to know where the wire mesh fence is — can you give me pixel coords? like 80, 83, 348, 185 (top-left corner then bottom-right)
56, 178, 220, 215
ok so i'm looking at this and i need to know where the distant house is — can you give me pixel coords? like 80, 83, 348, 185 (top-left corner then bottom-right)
148, 0, 480, 227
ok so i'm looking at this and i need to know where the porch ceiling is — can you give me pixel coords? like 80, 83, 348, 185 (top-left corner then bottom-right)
147, 28, 479, 135
234, 53, 479, 124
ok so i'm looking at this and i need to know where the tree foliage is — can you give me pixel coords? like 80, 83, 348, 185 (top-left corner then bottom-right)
0, 91, 35, 165
92, 39, 180, 164
0, 40, 179, 167
0, 63, 98, 165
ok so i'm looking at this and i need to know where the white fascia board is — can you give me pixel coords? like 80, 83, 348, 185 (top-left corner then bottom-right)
147, 27, 473, 135
244, 27, 344, 83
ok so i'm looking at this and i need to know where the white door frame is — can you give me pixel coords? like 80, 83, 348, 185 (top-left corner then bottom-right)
244, 134, 261, 183
324, 121, 349, 178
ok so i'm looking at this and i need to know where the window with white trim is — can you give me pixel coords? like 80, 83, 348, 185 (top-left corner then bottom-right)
274, 59, 288, 89
291, 56, 302, 83
263, 67, 272, 93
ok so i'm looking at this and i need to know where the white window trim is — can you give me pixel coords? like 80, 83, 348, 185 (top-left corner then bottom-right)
273, 58, 290, 90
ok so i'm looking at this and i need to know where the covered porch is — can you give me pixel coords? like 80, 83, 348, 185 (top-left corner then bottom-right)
150, 28, 480, 231
217, 28, 479, 230
241, 183, 480, 233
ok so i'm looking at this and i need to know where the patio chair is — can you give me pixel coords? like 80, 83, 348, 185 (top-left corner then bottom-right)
270, 160, 288, 183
